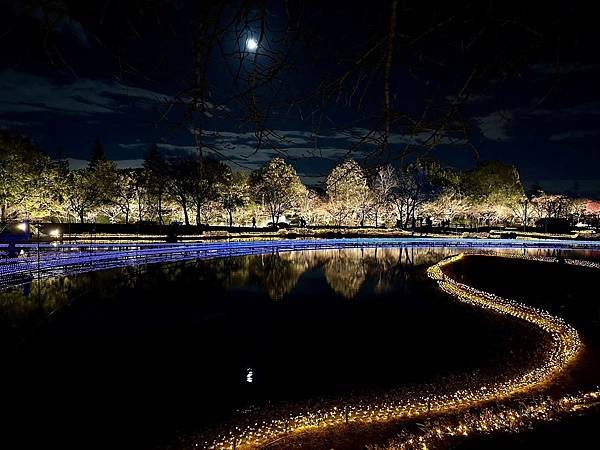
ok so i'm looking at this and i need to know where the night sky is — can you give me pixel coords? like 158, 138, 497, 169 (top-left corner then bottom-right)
1, 1, 599, 197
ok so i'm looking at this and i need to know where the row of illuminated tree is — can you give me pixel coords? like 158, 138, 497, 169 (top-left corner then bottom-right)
1, 132, 597, 228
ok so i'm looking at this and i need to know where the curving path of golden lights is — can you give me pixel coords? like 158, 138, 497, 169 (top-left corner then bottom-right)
373, 388, 600, 449
199, 252, 599, 450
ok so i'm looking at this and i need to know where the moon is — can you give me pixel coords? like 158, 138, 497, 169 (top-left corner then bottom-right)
246, 37, 258, 51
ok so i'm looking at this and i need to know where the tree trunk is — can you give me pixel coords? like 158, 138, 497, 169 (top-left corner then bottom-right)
182, 200, 189, 225
228, 210, 233, 227
407, 200, 412, 228
125, 211, 129, 224
398, 204, 403, 228
79, 210, 85, 224
405, 199, 412, 228
158, 194, 163, 225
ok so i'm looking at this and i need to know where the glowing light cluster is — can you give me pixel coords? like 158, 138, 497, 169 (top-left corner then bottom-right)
375, 389, 600, 450
196, 252, 588, 450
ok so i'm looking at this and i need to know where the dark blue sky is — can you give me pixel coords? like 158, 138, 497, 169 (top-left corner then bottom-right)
1, 1, 599, 197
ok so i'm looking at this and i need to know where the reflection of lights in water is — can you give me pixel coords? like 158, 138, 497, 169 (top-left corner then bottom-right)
245, 368, 254, 384
199, 252, 594, 449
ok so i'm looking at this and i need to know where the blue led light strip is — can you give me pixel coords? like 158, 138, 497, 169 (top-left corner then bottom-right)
1, 238, 599, 290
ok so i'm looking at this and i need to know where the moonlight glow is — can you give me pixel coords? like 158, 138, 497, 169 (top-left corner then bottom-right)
246, 37, 258, 51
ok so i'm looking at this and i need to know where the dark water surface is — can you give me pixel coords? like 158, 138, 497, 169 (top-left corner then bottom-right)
1, 246, 598, 449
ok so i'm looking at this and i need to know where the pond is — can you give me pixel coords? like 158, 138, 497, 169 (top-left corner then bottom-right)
1, 245, 599, 449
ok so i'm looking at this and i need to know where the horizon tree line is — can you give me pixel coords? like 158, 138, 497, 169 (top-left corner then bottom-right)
1, 132, 597, 230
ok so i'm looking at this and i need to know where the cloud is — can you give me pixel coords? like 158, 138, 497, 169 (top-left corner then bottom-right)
118, 142, 200, 157
119, 141, 271, 165
0, 119, 37, 129
157, 143, 198, 154
549, 130, 600, 141
473, 110, 513, 141
65, 158, 144, 170
117, 124, 468, 179
190, 128, 315, 146
117, 135, 354, 176
189, 127, 465, 155
118, 123, 469, 177
0, 70, 174, 115
118, 143, 151, 150
528, 101, 600, 117
530, 63, 600, 75
445, 93, 492, 105
329, 127, 465, 148
28, 6, 92, 46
